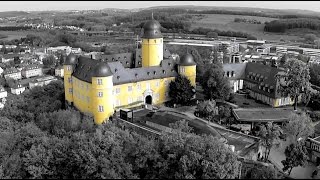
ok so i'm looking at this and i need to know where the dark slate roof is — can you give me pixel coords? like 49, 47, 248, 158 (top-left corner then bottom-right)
107, 58, 178, 85
222, 63, 247, 80
72, 56, 179, 84
92, 62, 113, 77
22, 64, 42, 71
178, 54, 196, 66
64, 54, 78, 65
3, 67, 19, 75
141, 20, 163, 39
244, 62, 283, 98
98, 53, 134, 68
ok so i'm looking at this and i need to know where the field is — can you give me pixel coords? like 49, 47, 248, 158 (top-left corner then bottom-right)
190, 14, 302, 41
0, 30, 48, 41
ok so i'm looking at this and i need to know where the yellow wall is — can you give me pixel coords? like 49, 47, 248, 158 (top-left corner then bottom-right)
72, 77, 92, 114
142, 38, 163, 67
64, 65, 74, 104
113, 77, 175, 109
91, 76, 114, 125
178, 65, 196, 87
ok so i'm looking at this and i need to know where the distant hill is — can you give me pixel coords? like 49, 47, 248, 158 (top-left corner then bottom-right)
0, 11, 29, 18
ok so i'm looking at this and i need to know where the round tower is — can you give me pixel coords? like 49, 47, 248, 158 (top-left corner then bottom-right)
63, 53, 77, 106
178, 54, 197, 87
91, 62, 114, 125
141, 18, 163, 67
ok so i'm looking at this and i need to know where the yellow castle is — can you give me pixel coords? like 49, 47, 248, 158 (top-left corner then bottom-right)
63, 18, 196, 124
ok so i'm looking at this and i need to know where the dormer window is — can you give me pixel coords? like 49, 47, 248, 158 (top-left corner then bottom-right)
115, 68, 118, 72
154, 71, 156, 75
163, 70, 166, 74
138, 61, 141, 65
117, 76, 120, 80
124, 56, 127, 59
126, 61, 129, 65
135, 73, 138, 77
147, 72, 150, 75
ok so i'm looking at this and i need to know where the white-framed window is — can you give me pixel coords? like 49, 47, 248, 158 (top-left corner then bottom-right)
128, 85, 132, 92
69, 88, 73, 94
180, 67, 185, 73
155, 93, 160, 100
98, 105, 104, 112
164, 80, 169, 86
116, 99, 121, 107
67, 66, 71, 71
155, 80, 160, 87
98, 92, 103, 97
138, 96, 143, 102
115, 88, 120, 94
87, 96, 90, 103
137, 83, 141, 90
128, 97, 133, 104
97, 78, 103, 85
146, 83, 150, 90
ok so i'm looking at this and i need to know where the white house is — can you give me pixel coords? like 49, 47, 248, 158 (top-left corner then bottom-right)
55, 65, 64, 77
11, 84, 25, 95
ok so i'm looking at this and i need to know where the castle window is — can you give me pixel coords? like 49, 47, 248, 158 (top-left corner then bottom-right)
164, 80, 169, 86
165, 92, 169, 97
69, 88, 72, 94
98, 105, 104, 112
138, 61, 141, 65
128, 98, 133, 104
97, 79, 103, 85
155, 93, 160, 100
156, 80, 160, 87
115, 88, 120, 94
227, 71, 230, 77
128, 86, 132, 92
180, 67, 185, 73
137, 83, 141, 90
87, 96, 90, 103
68, 77, 72, 83
98, 92, 103, 97
154, 40, 157, 43
146, 83, 150, 90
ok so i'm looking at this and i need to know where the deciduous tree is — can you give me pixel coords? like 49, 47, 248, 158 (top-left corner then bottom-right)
284, 112, 314, 142
281, 142, 308, 176
169, 74, 195, 105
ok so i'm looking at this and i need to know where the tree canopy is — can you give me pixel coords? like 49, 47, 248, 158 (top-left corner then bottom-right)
276, 58, 311, 110
284, 112, 314, 143
281, 142, 308, 176
201, 63, 231, 101
169, 74, 195, 105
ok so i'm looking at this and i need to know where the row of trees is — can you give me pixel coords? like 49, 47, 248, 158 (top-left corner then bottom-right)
234, 18, 262, 24
191, 27, 257, 40
264, 18, 320, 33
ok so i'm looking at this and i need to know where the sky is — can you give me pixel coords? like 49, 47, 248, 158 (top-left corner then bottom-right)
0, 1, 320, 12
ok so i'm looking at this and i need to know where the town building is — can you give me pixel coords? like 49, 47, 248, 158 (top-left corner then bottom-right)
10, 84, 25, 95
305, 136, 320, 166
223, 62, 295, 107
29, 75, 58, 89
3, 67, 21, 80
64, 18, 196, 125
55, 65, 64, 77
21, 64, 43, 78
0, 86, 7, 103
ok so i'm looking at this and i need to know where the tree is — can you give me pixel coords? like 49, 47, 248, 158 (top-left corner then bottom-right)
280, 54, 288, 66
304, 33, 317, 44
13, 56, 21, 64
43, 55, 56, 67
277, 58, 311, 110
281, 142, 308, 176
5, 77, 17, 88
218, 105, 231, 124
309, 64, 320, 87
206, 31, 218, 38
196, 100, 217, 119
169, 74, 195, 105
245, 165, 278, 179
201, 63, 231, 101
257, 122, 282, 162
284, 112, 314, 142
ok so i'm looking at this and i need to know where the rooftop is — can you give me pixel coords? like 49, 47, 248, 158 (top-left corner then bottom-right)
233, 108, 293, 122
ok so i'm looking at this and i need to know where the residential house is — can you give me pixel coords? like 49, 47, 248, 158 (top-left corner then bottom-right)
305, 136, 320, 166
21, 64, 43, 78
54, 65, 64, 77
28, 75, 57, 89
10, 84, 25, 95
3, 67, 21, 80
0, 86, 7, 103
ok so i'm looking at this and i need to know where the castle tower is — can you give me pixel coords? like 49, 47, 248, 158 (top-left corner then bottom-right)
91, 62, 114, 124
63, 53, 77, 106
178, 54, 197, 86
141, 16, 163, 67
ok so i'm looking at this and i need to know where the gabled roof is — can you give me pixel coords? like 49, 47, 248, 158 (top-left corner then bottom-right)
3, 67, 19, 75
222, 63, 247, 80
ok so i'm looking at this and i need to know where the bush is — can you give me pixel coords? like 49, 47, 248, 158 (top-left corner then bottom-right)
309, 111, 320, 122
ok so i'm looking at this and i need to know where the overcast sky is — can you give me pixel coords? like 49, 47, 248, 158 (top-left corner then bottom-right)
0, 1, 320, 12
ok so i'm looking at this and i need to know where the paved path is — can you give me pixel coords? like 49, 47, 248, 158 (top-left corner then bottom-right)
268, 140, 319, 179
